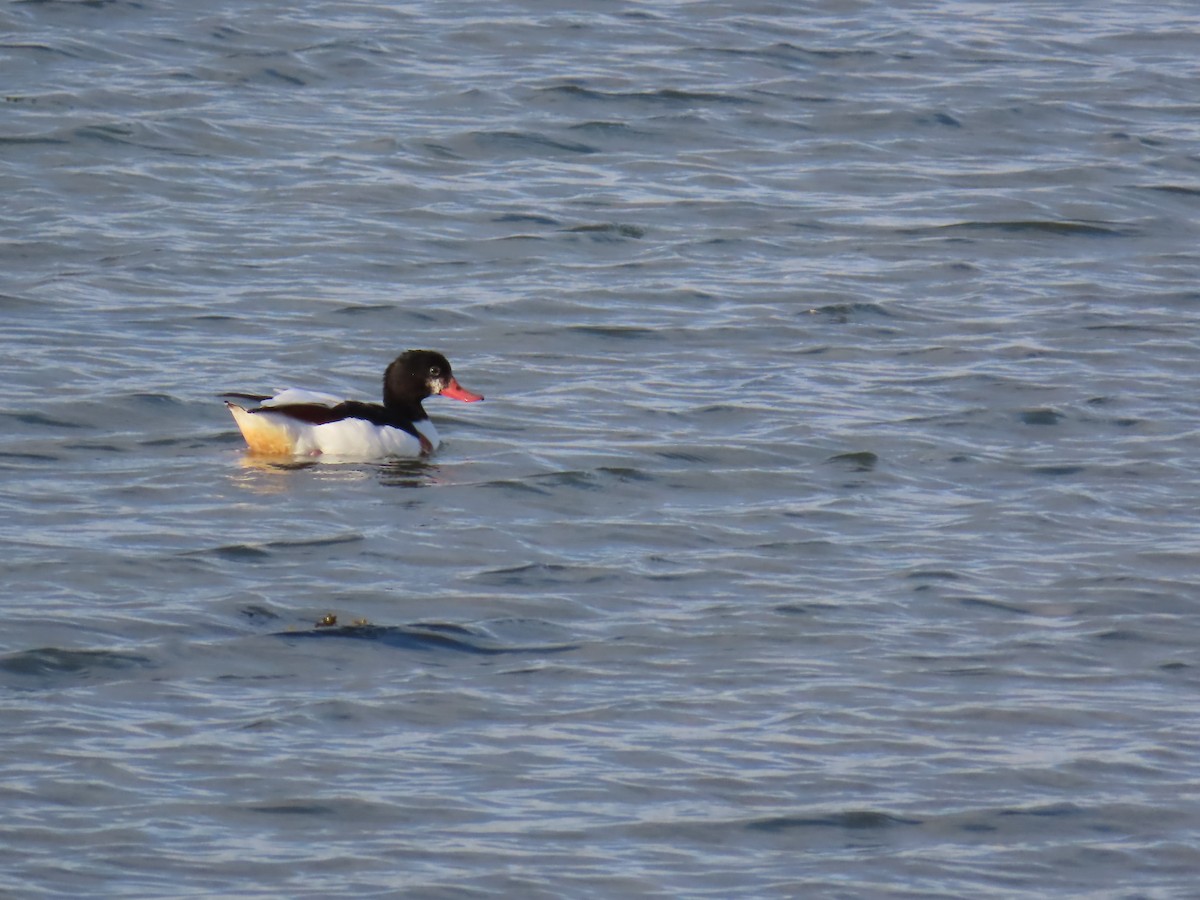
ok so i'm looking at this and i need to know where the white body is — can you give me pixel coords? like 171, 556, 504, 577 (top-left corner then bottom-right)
298, 415, 438, 459
228, 389, 440, 460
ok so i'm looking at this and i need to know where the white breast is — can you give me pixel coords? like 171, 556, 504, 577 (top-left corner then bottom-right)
306, 417, 440, 460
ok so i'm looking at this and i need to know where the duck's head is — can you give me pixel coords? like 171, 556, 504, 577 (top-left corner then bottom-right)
383, 350, 484, 407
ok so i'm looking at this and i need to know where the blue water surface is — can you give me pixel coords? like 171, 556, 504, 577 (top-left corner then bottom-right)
3, 1, 1200, 896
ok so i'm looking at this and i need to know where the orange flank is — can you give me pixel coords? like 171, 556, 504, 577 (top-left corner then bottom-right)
226, 403, 300, 456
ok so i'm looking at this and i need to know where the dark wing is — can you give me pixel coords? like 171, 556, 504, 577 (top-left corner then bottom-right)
250, 402, 356, 425
253, 401, 425, 441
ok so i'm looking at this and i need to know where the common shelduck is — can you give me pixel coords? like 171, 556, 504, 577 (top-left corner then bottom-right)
225, 349, 483, 459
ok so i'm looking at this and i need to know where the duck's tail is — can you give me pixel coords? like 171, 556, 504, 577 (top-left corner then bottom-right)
226, 403, 299, 455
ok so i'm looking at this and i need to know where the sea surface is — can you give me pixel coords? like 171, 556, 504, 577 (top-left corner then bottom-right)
3, 1, 1200, 896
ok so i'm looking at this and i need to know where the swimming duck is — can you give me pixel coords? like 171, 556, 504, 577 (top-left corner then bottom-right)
225, 349, 483, 459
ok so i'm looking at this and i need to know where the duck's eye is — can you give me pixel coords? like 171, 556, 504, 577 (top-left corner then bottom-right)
429, 366, 441, 378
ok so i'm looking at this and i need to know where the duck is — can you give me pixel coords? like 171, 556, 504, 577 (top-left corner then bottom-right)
225, 349, 483, 459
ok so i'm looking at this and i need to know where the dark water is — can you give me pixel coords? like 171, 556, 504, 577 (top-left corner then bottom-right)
4, 1, 1200, 895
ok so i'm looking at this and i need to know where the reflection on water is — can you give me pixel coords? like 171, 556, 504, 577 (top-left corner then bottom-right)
236, 453, 321, 472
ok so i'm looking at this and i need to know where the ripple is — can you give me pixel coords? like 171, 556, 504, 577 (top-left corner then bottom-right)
538, 83, 755, 105
746, 810, 923, 832
183, 533, 364, 561
1018, 407, 1065, 425
914, 220, 1137, 238
562, 223, 646, 240
0, 647, 154, 679
825, 450, 879, 471
467, 563, 618, 587
275, 620, 580, 655
471, 129, 598, 155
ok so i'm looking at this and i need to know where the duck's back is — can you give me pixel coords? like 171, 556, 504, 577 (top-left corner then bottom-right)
226, 396, 437, 459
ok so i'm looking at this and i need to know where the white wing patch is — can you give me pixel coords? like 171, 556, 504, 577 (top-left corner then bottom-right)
261, 388, 348, 408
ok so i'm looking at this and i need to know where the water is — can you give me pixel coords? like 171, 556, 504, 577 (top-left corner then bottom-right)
4, 1, 1200, 895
